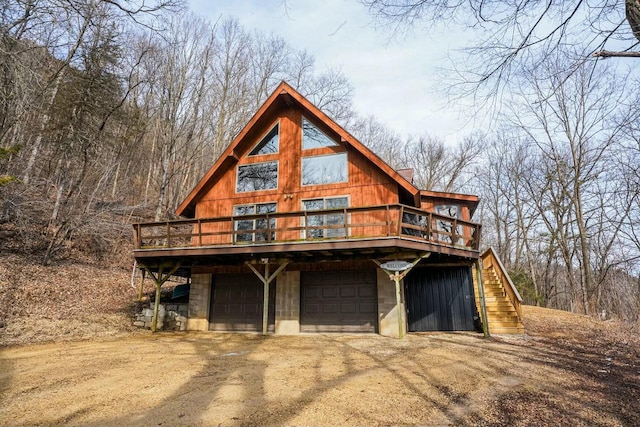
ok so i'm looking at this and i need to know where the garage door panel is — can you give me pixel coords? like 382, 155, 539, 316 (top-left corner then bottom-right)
322, 286, 338, 298
323, 304, 337, 313
359, 302, 376, 313
209, 273, 275, 332
358, 286, 375, 298
341, 303, 356, 313
305, 286, 320, 298
300, 270, 377, 333
340, 287, 356, 298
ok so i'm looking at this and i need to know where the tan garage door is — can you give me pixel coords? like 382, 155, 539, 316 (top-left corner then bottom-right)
209, 273, 275, 332
300, 270, 377, 333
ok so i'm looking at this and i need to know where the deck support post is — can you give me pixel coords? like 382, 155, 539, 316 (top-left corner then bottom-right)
373, 253, 430, 339
138, 268, 146, 302
246, 260, 290, 335
141, 262, 181, 333
475, 259, 490, 338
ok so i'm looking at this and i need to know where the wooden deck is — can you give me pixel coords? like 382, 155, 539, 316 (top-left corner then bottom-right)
133, 204, 481, 266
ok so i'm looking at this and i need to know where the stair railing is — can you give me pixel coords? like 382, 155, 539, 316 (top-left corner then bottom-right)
480, 247, 523, 321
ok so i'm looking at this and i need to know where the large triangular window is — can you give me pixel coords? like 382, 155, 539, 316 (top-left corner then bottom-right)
302, 117, 339, 149
249, 124, 279, 156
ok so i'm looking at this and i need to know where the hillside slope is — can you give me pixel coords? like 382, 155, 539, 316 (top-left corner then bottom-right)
0, 253, 150, 346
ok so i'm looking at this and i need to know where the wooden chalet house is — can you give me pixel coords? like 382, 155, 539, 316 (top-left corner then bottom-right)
133, 82, 523, 336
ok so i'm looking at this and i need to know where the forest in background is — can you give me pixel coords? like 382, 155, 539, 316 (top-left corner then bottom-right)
0, 0, 639, 322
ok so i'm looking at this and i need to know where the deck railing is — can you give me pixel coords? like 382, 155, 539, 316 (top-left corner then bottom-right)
133, 204, 481, 252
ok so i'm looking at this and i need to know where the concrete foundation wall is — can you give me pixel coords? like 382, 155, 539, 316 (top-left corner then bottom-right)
275, 271, 301, 334
187, 273, 211, 331
376, 269, 407, 338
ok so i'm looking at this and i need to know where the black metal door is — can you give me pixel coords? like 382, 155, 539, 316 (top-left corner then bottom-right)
404, 267, 477, 331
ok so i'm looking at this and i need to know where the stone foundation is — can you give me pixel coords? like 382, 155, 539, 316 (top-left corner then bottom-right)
133, 303, 188, 331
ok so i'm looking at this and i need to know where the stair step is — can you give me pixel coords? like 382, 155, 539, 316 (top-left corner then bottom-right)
489, 326, 524, 335
486, 314, 520, 321
489, 320, 521, 327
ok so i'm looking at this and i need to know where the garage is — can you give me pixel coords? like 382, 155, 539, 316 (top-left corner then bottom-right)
404, 267, 478, 332
209, 273, 275, 332
300, 270, 377, 333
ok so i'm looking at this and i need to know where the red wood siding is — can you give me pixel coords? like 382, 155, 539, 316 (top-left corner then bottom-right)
194, 108, 400, 245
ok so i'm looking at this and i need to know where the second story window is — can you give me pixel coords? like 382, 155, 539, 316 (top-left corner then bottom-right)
302, 152, 347, 186
302, 117, 338, 149
249, 124, 279, 156
236, 161, 278, 193
302, 196, 349, 239
233, 203, 276, 243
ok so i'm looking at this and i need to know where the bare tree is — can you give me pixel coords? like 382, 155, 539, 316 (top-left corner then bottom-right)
361, 0, 640, 104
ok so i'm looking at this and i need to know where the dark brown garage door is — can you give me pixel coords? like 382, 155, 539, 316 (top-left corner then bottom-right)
209, 273, 275, 332
300, 270, 377, 333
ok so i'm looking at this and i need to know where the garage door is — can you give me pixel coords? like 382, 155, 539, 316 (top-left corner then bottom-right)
404, 267, 477, 332
300, 270, 377, 333
209, 273, 275, 332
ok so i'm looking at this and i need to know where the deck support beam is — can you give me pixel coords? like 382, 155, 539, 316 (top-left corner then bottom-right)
246, 260, 290, 335
141, 262, 181, 332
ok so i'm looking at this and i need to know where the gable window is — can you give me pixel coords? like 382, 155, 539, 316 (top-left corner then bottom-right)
302, 152, 347, 186
233, 203, 276, 243
237, 161, 278, 192
302, 196, 349, 239
302, 117, 339, 149
249, 124, 279, 156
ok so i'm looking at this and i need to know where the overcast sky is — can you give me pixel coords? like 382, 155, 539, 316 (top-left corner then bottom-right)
188, 0, 476, 143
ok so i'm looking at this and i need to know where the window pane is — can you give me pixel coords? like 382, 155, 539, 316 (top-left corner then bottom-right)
302, 153, 347, 186
249, 125, 279, 155
302, 199, 324, 211
257, 203, 276, 214
435, 205, 462, 244
325, 197, 348, 209
234, 205, 255, 216
237, 161, 278, 192
234, 203, 277, 242
325, 213, 346, 238
235, 219, 254, 242
302, 118, 338, 149
302, 197, 348, 239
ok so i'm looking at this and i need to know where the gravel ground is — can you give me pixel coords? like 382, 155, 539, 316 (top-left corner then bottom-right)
1, 305, 639, 427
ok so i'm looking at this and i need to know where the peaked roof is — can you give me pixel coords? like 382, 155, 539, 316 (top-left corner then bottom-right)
176, 81, 420, 217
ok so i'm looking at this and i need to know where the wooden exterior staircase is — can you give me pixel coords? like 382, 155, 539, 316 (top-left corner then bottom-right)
473, 248, 524, 334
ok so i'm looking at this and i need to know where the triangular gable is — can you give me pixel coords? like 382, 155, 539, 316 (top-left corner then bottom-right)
176, 81, 420, 217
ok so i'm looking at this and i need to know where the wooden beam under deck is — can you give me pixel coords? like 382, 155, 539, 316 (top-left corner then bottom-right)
133, 237, 478, 275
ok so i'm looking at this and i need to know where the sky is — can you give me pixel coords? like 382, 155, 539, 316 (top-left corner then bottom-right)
188, 0, 474, 143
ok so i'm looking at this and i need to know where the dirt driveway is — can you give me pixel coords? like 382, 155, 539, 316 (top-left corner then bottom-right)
1, 308, 639, 426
